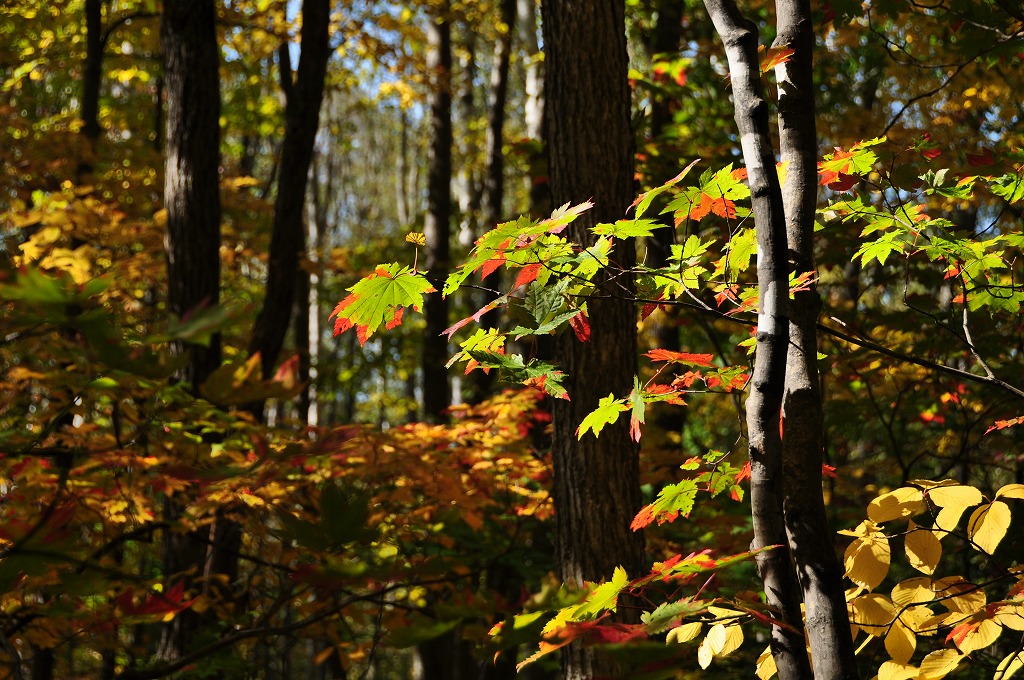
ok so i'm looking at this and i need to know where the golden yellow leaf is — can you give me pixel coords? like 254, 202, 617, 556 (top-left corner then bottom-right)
932, 577, 985, 614
666, 621, 702, 644
995, 650, 1024, 680
706, 623, 728, 654
878, 660, 918, 680
996, 483, 1024, 500
844, 529, 891, 590
904, 521, 942, 574
958, 618, 1001, 654
716, 624, 743, 658
927, 484, 983, 509
755, 646, 777, 680
918, 649, 963, 679
868, 487, 924, 523
993, 604, 1024, 631
892, 577, 935, 608
967, 500, 1011, 554
901, 605, 937, 634
405, 231, 426, 246
935, 504, 970, 532
885, 620, 916, 664
697, 632, 714, 669
851, 593, 895, 635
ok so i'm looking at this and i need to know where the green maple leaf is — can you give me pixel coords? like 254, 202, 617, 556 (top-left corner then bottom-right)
331, 264, 436, 345
573, 566, 628, 618
592, 218, 664, 238
576, 393, 628, 439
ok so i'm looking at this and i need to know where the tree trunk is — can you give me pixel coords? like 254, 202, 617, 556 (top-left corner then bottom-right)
421, 3, 453, 422
160, 0, 222, 662
700, 1, 811, 678
79, 0, 102, 178
517, 0, 547, 217
249, 0, 331, 380
542, 1, 645, 677
775, 1, 860, 678
162, 0, 222, 391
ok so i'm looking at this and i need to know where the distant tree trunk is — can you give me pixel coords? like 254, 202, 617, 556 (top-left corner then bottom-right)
542, 2, 645, 678
775, 1, 860, 678
159, 0, 222, 662
396, 108, 413, 227
79, 0, 102, 178
162, 0, 222, 390
456, 31, 481, 231
701, 1, 811, 678
250, 0, 331, 380
517, 0, 547, 217
421, 3, 453, 422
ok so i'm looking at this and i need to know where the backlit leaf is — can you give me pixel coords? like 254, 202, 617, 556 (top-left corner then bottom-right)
919, 649, 963, 679
576, 393, 628, 439
967, 501, 1011, 554
331, 264, 436, 345
995, 651, 1024, 680
665, 621, 702, 643
904, 522, 942, 575
868, 487, 924, 523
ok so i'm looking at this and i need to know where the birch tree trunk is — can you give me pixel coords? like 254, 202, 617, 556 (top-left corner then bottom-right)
701, 0, 811, 677
775, 1, 860, 677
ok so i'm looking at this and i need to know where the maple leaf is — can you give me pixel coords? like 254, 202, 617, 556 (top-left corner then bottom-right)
760, 45, 796, 74
628, 378, 645, 442
645, 349, 715, 367
985, 416, 1024, 435
631, 479, 698, 530
331, 264, 436, 345
569, 311, 590, 342
576, 393, 628, 439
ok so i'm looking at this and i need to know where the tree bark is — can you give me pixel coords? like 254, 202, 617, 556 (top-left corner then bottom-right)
421, 3, 453, 422
249, 0, 331, 380
162, 0, 222, 391
701, 1, 811, 678
542, 1, 645, 677
775, 1, 860, 678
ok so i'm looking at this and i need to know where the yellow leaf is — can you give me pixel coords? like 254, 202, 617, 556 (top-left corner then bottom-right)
967, 500, 1011, 554
697, 633, 714, 669
706, 623, 728, 654
995, 651, 1024, 680
996, 483, 1024, 500
851, 593, 895, 635
901, 605, 937, 634
918, 649, 963, 679
934, 577, 986, 613
844, 528, 891, 590
756, 646, 778, 680
666, 621, 702, 644
868, 487, 924, 523
891, 577, 934, 608
993, 604, 1024, 631
927, 484, 983, 509
405, 231, 426, 246
958, 618, 1001, 654
904, 521, 942, 574
884, 620, 916, 664
878, 660, 918, 680
716, 624, 743, 658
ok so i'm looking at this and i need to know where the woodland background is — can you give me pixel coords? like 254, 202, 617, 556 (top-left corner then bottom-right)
1, 0, 1023, 679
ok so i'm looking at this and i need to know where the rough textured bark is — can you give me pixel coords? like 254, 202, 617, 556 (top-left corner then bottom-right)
421, 4, 453, 421
159, 0, 222, 662
250, 0, 331, 380
543, 1, 645, 677
701, 1, 811, 678
775, 1, 860, 678
162, 0, 222, 390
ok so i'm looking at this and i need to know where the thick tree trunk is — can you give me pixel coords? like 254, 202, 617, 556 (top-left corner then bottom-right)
250, 0, 331, 380
701, 1, 811, 678
542, 1, 645, 678
421, 3, 453, 422
775, 1, 859, 678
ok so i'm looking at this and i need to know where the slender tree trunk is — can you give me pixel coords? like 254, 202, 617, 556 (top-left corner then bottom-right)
79, 0, 103, 178
162, 0, 222, 391
159, 0, 222, 662
701, 1, 811, 678
543, 2, 645, 678
421, 3, 453, 421
775, 2, 859, 678
518, 0, 547, 218
250, 0, 331, 380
